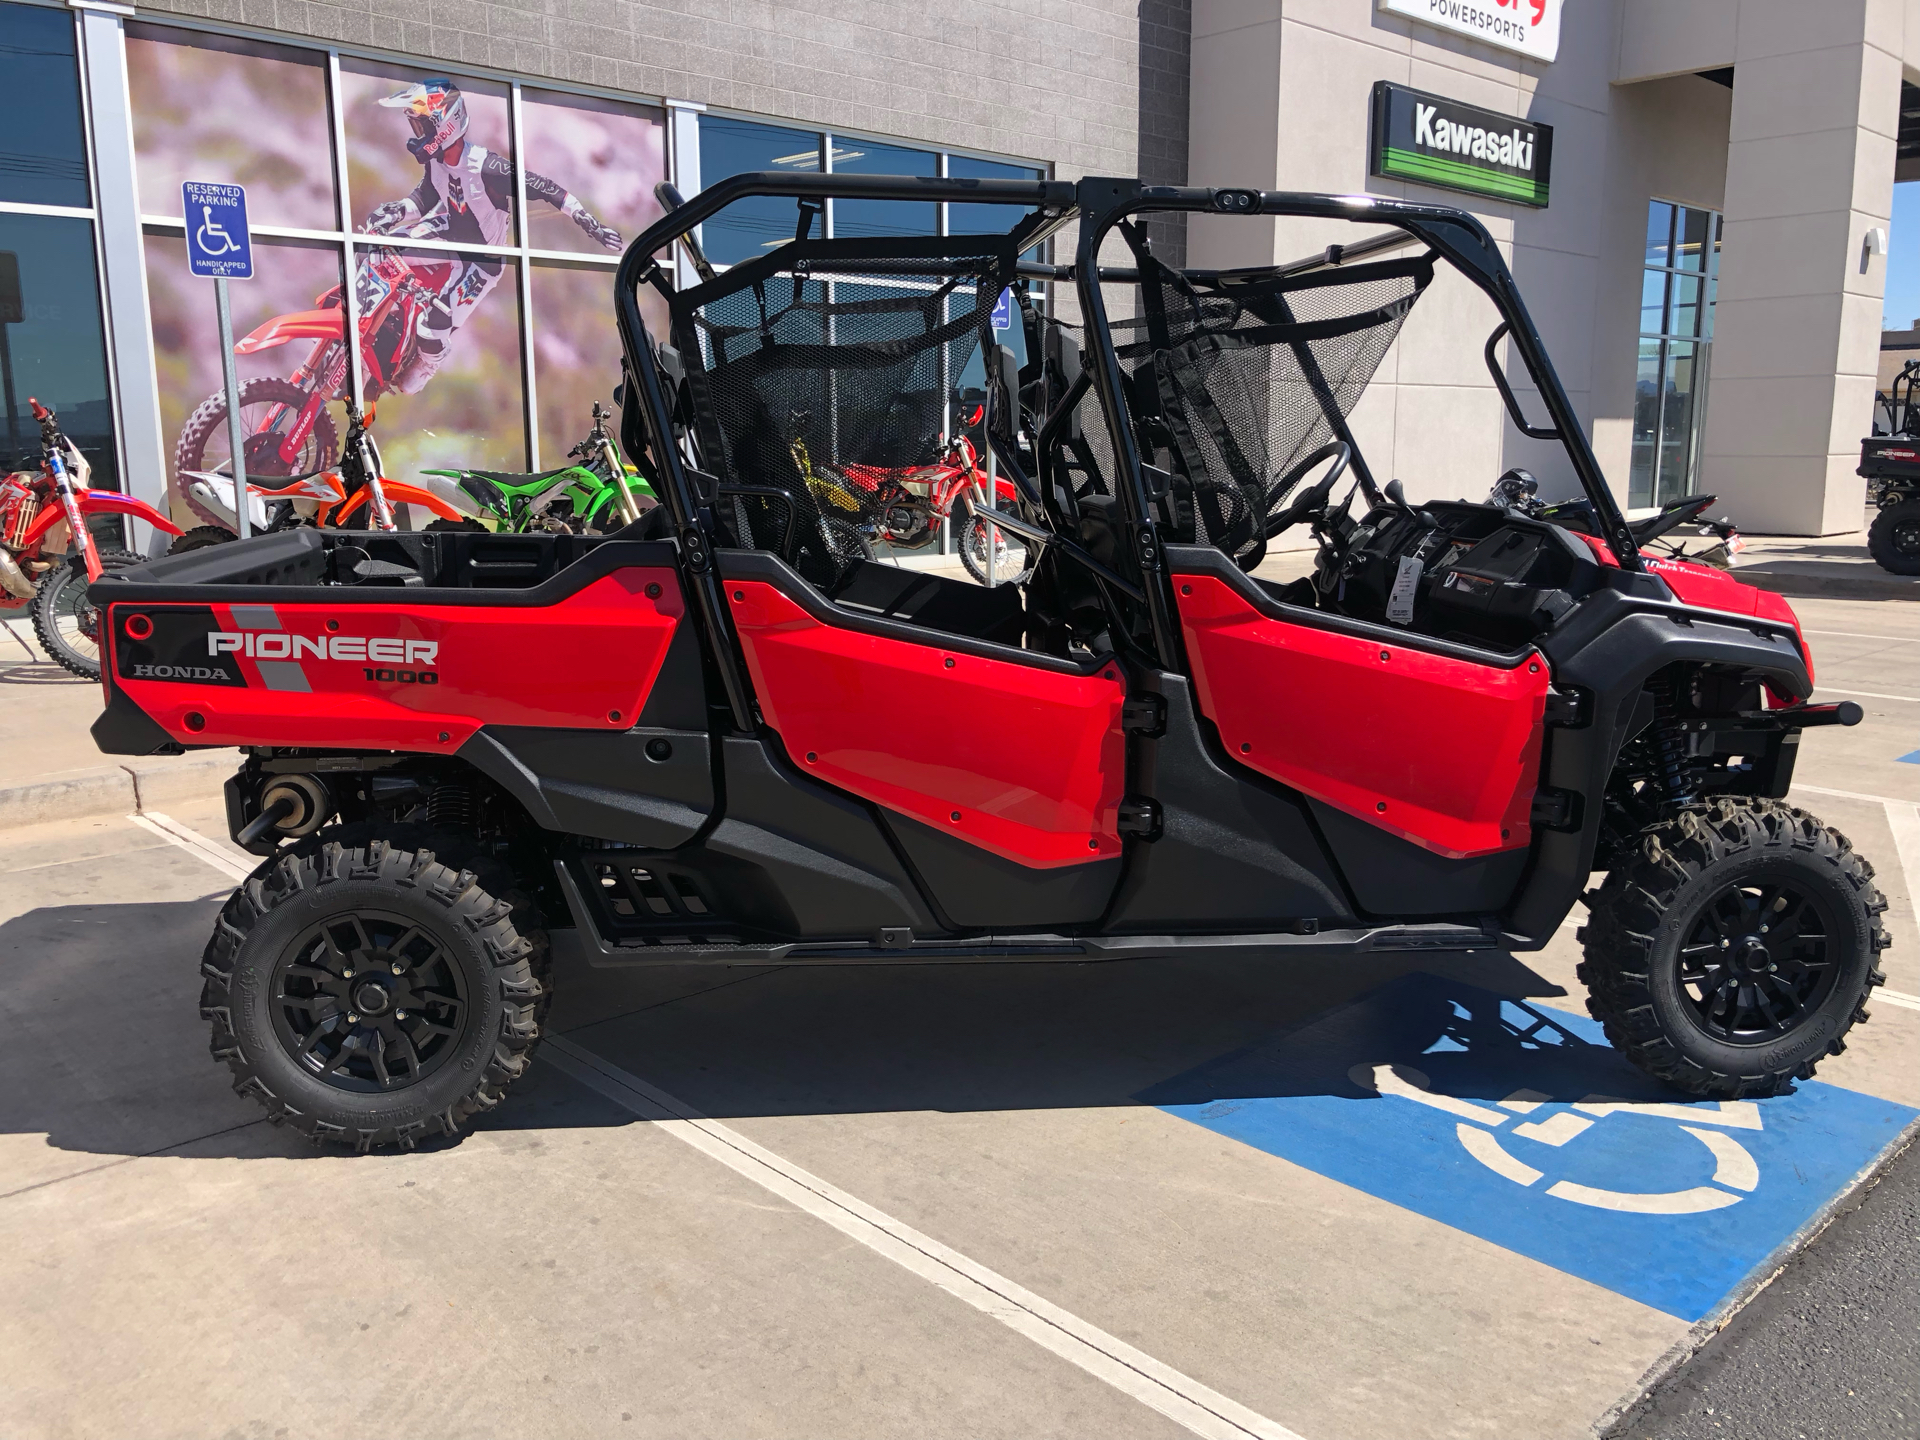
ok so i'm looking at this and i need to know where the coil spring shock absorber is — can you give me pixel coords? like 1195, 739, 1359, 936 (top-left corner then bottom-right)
1648, 671, 1696, 808
427, 782, 472, 829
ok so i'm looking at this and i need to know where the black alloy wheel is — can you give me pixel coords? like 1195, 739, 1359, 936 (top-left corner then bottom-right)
201, 832, 547, 1149
1867, 498, 1920, 575
270, 910, 470, 1093
1674, 875, 1839, 1044
1579, 798, 1889, 1098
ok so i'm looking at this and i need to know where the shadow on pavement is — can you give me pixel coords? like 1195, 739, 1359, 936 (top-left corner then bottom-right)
1, 893, 1577, 1157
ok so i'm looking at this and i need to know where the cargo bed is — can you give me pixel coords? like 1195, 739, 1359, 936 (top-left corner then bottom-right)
90, 528, 690, 756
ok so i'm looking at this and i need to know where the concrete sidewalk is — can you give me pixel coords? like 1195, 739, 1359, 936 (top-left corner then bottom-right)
1731, 528, 1919, 600
0, 616, 237, 827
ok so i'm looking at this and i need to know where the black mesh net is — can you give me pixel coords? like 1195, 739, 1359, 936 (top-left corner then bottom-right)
1102, 251, 1433, 568
670, 241, 1015, 588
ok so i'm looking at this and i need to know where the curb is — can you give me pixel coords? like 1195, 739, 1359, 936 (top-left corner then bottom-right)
1736, 568, 1920, 601
0, 750, 239, 828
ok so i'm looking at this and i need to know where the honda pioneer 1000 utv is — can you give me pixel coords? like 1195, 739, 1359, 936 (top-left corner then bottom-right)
89, 174, 1887, 1150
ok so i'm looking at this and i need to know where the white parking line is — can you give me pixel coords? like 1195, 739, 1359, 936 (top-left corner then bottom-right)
1878, 989, 1920, 1012
127, 812, 257, 883
127, 809, 1306, 1440
1800, 629, 1920, 643
543, 1036, 1304, 1440
1810, 686, 1920, 703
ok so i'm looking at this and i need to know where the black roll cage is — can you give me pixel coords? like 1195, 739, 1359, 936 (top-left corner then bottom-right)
613, 173, 1642, 710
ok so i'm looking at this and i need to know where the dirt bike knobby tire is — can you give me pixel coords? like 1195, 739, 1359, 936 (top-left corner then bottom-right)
1577, 797, 1889, 1098
200, 831, 548, 1150
174, 376, 339, 479
1867, 498, 1920, 575
31, 547, 143, 679
958, 514, 1034, 587
166, 524, 237, 555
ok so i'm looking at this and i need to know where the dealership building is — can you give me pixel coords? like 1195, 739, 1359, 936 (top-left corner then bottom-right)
2, 0, 1915, 539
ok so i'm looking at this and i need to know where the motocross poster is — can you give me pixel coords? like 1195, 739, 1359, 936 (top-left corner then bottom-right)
125, 24, 666, 514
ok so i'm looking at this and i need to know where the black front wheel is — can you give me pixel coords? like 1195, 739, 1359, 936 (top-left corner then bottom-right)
200, 835, 546, 1149
1579, 799, 1890, 1097
1868, 498, 1920, 575
31, 548, 144, 679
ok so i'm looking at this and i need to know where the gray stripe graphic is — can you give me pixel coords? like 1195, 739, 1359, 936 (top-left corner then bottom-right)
254, 660, 310, 693
230, 605, 281, 630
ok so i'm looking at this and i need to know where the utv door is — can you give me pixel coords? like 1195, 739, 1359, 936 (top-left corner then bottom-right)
723, 553, 1127, 927
1169, 550, 1549, 914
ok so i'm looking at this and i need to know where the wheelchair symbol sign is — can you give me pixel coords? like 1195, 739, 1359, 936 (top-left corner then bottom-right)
1352, 1062, 1762, 1214
183, 182, 252, 279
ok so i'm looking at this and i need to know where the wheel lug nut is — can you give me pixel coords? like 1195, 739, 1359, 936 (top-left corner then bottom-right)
391, 963, 404, 975
1720, 939, 1730, 949
1768, 963, 1777, 972
396, 1010, 408, 1020
1759, 925, 1769, 934
347, 1013, 359, 1023
343, 968, 354, 978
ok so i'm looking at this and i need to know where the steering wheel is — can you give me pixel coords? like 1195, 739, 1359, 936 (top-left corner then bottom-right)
1263, 441, 1353, 539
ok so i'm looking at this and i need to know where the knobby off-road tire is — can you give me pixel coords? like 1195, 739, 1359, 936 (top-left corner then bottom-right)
165, 524, 236, 556
174, 376, 338, 480
31, 548, 143, 679
1579, 798, 1890, 1098
958, 513, 1035, 587
1867, 498, 1920, 575
200, 833, 548, 1150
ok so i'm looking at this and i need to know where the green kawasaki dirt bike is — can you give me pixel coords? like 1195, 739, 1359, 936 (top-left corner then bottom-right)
418, 402, 657, 534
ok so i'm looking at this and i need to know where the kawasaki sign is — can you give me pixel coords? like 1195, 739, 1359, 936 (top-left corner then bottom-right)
1379, 0, 1563, 63
1369, 82, 1553, 209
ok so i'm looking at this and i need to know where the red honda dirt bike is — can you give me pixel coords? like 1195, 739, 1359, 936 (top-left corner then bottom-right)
172, 233, 458, 483
2, 398, 180, 678
800, 415, 1029, 584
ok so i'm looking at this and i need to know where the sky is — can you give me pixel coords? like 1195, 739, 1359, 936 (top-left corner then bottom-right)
1886, 182, 1920, 332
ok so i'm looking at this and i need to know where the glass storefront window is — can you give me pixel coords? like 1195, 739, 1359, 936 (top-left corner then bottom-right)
699, 116, 820, 266
142, 231, 344, 479
0, 1, 90, 208
519, 89, 665, 258
1630, 198, 1722, 508
831, 140, 936, 240
0, 212, 116, 487
126, 27, 334, 230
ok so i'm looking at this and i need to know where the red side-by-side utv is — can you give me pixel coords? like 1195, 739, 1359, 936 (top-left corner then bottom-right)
90, 175, 1888, 1149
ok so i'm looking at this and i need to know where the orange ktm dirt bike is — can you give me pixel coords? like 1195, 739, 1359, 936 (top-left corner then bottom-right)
2, 398, 180, 677
171, 232, 459, 482
169, 399, 462, 554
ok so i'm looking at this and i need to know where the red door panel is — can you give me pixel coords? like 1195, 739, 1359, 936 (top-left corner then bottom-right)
1176, 574, 1548, 859
727, 582, 1126, 868
109, 567, 684, 752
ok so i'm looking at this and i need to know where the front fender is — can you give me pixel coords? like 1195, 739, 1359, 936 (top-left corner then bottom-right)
235, 308, 344, 354
81, 490, 184, 536
1504, 589, 1812, 944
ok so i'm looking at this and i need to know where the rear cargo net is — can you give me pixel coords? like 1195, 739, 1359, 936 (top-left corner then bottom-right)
1098, 237, 1433, 570
667, 235, 1017, 588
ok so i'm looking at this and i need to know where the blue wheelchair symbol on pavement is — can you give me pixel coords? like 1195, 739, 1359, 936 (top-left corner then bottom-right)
183, 181, 253, 280
1142, 972, 1916, 1321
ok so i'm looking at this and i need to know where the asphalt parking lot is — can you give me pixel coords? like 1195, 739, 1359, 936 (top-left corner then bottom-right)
2, 587, 1916, 1440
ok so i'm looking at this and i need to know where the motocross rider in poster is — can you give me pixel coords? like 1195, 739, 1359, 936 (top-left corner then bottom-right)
364, 79, 622, 395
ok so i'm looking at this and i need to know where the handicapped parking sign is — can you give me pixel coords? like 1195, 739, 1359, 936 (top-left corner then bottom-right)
183, 181, 252, 279
1142, 972, 1916, 1321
